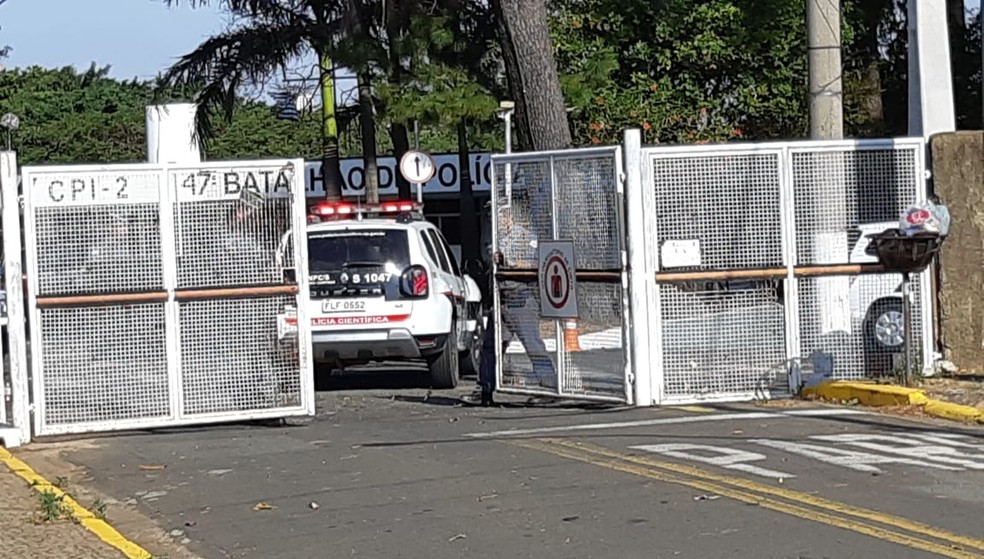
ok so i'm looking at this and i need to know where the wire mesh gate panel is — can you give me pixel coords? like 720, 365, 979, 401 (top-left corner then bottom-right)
22, 160, 314, 436
490, 148, 631, 403
647, 149, 790, 401
638, 139, 932, 404
789, 142, 931, 382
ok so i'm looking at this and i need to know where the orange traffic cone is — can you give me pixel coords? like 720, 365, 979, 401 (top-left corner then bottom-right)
563, 320, 582, 352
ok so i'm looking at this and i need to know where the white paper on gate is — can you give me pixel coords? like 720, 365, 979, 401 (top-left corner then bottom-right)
660, 239, 702, 268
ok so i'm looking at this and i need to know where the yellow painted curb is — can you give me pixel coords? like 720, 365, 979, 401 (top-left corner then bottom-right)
802, 381, 930, 407
923, 399, 984, 423
670, 405, 717, 413
0, 446, 153, 559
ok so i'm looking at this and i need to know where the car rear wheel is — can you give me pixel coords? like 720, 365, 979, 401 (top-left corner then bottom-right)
866, 299, 905, 349
459, 314, 483, 378
863, 298, 905, 376
428, 321, 460, 389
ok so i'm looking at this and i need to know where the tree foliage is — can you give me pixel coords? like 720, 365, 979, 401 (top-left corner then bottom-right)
549, 0, 981, 145
0, 65, 348, 166
1, 0, 981, 171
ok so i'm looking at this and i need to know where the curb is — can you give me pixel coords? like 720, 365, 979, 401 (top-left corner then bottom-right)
801, 381, 984, 424
923, 399, 984, 423
0, 446, 153, 559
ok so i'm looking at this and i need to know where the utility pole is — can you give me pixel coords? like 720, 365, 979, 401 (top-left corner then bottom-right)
806, 0, 851, 348
807, 0, 844, 139
906, 0, 955, 137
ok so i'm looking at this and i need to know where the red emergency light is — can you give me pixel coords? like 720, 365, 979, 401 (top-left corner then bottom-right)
308, 201, 423, 223
311, 203, 356, 217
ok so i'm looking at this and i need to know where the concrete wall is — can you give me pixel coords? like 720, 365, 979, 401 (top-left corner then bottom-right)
146, 104, 201, 165
931, 131, 984, 370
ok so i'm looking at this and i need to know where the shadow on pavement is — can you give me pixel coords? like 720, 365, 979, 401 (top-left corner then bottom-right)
314, 362, 440, 391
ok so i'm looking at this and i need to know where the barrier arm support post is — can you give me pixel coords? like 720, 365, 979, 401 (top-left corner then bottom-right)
622, 130, 654, 406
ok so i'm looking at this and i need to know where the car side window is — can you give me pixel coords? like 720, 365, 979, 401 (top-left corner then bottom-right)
426, 229, 453, 274
432, 230, 461, 277
419, 231, 443, 269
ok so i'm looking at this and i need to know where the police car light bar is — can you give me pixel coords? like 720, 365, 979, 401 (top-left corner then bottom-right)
309, 201, 424, 222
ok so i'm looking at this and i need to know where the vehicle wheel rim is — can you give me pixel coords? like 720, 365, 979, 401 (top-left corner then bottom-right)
874, 310, 905, 347
451, 332, 460, 377
471, 325, 483, 368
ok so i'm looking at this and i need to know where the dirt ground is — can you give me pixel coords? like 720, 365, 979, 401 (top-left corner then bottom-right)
2, 441, 203, 559
0, 466, 125, 559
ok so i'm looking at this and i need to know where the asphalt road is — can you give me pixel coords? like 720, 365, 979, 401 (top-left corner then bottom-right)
21, 367, 984, 559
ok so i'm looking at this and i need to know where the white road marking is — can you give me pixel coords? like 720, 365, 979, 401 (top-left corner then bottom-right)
782, 408, 871, 417
465, 412, 774, 438
810, 433, 984, 470
629, 443, 796, 479
630, 433, 984, 479
471, 404, 984, 478
749, 438, 965, 475
463, 408, 868, 438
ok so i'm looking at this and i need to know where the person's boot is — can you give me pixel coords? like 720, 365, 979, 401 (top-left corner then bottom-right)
481, 390, 494, 407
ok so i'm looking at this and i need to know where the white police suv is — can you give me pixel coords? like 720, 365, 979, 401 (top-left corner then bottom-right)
278, 201, 484, 389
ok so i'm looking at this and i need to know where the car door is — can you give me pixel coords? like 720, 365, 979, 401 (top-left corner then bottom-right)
425, 228, 467, 347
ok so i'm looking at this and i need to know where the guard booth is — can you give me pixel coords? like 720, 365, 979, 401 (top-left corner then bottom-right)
490, 147, 634, 404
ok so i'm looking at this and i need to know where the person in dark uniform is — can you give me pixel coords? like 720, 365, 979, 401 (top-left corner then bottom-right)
474, 199, 556, 406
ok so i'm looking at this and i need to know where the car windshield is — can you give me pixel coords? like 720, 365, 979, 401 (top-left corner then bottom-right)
308, 229, 411, 273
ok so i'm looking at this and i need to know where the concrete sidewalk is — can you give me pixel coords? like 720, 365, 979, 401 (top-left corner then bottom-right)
0, 466, 124, 559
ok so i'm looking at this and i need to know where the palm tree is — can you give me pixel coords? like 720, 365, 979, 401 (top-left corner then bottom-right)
160, 0, 348, 200
163, 0, 572, 204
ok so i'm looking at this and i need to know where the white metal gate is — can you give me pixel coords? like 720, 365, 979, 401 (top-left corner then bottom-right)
490, 147, 633, 403
624, 133, 933, 405
21, 159, 314, 436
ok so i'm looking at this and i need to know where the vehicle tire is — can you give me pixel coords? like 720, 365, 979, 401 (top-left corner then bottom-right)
459, 316, 483, 378
863, 298, 905, 377
428, 322, 460, 389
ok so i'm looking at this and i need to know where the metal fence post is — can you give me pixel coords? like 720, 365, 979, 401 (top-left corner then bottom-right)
622, 130, 655, 406
779, 147, 803, 392
912, 141, 937, 376
548, 155, 564, 395
290, 159, 316, 415
160, 165, 182, 422
489, 160, 505, 393
1, 151, 29, 445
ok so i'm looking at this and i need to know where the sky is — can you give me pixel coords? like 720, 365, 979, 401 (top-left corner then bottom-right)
0, 0, 980, 82
1, 0, 231, 81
